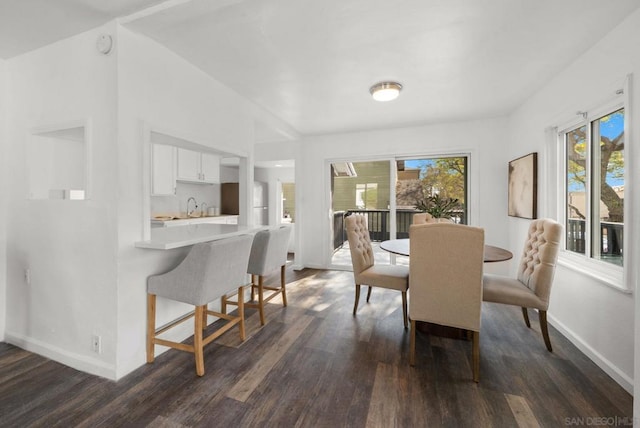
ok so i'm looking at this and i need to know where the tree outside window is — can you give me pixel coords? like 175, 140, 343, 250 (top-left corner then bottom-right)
565, 108, 624, 266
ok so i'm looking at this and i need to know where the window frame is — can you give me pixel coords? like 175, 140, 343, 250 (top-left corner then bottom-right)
554, 96, 628, 292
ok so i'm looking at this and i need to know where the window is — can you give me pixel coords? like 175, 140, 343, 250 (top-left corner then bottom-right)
562, 107, 624, 267
355, 183, 379, 209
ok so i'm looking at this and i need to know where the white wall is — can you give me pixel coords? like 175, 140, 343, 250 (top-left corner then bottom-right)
507, 9, 640, 394
4, 23, 120, 377
296, 117, 511, 270
0, 58, 7, 341
114, 26, 265, 377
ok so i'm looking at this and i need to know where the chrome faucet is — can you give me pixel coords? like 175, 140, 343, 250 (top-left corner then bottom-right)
187, 197, 197, 217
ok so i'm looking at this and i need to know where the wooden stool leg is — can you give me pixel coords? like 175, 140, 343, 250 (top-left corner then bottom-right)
238, 286, 246, 341
539, 310, 553, 352
221, 295, 227, 315
472, 331, 480, 383
353, 284, 361, 315
202, 303, 208, 330
146, 294, 156, 363
251, 274, 256, 301
280, 265, 287, 307
194, 305, 205, 376
409, 319, 416, 366
258, 275, 265, 326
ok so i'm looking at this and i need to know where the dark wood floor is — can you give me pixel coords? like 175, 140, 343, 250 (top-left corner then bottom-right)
0, 265, 633, 427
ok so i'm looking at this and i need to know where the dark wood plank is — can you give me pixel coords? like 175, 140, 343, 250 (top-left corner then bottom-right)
0, 265, 632, 427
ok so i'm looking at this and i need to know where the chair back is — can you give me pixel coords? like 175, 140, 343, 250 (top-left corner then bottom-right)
247, 226, 292, 276
148, 234, 253, 306
409, 223, 485, 331
516, 218, 563, 305
345, 214, 375, 278
412, 212, 433, 224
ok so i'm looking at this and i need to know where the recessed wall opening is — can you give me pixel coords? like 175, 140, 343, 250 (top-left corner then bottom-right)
27, 124, 88, 200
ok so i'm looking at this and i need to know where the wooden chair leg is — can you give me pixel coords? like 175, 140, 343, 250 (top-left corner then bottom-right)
401, 291, 408, 329
194, 305, 205, 376
409, 319, 416, 366
522, 307, 531, 328
366, 286, 372, 302
280, 265, 287, 307
353, 284, 361, 315
146, 294, 156, 363
221, 295, 227, 315
258, 275, 265, 326
238, 286, 246, 341
472, 331, 480, 383
539, 310, 553, 352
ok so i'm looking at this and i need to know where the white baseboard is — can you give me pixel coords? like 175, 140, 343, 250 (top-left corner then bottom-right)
5, 332, 116, 380
547, 314, 633, 394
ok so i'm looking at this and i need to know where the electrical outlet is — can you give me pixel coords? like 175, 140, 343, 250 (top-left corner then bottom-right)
91, 335, 102, 354
24, 269, 31, 285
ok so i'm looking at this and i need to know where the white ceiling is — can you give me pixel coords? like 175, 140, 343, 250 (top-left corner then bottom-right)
2, 0, 640, 139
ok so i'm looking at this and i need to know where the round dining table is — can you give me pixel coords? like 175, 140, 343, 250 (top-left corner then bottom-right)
380, 238, 513, 339
380, 238, 513, 262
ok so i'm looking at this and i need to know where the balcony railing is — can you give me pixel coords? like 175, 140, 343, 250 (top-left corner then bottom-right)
334, 213, 623, 265
333, 209, 466, 250
566, 219, 623, 265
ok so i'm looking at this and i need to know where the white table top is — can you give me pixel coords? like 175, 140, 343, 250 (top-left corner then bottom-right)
135, 223, 265, 250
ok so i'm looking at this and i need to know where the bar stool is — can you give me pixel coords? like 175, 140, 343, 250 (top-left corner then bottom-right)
223, 226, 291, 326
146, 234, 253, 376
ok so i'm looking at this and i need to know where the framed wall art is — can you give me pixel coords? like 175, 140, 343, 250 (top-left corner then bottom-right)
508, 152, 537, 219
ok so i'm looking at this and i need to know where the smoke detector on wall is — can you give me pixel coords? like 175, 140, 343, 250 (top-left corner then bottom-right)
96, 34, 113, 55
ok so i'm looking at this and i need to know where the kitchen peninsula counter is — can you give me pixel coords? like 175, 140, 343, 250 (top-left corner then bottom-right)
135, 223, 264, 250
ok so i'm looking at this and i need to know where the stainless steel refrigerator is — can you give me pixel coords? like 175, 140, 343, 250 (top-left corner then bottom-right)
253, 181, 268, 225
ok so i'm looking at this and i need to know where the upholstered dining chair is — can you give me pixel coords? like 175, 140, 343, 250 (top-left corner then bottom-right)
409, 223, 485, 382
412, 212, 433, 224
345, 214, 409, 328
483, 218, 562, 351
147, 234, 253, 376
223, 226, 291, 326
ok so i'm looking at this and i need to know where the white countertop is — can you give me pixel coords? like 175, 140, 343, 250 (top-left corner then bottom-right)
135, 223, 263, 250
150, 215, 237, 227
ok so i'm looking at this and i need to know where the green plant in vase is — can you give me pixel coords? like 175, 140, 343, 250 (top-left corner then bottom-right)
415, 194, 460, 220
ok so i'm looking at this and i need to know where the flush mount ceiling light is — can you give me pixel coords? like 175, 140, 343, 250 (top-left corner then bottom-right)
370, 81, 402, 102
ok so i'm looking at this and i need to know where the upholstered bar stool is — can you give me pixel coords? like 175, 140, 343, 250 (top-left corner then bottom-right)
146, 234, 253, 377
223, 226, 291, 326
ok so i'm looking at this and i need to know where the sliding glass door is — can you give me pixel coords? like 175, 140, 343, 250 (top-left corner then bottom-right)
329, 155, 468, 268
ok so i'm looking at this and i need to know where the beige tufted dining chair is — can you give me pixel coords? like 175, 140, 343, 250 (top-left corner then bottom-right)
409, 223, 485, 382
147, 235, 253, 376
412, 212, 433, 224
345, 214, 409, 328
483, 218, 563, 351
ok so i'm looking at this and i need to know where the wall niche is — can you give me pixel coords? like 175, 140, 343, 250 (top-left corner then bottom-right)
27, 121, 90, 200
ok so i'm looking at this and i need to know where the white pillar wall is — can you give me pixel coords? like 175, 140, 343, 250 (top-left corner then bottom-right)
0, 58, 7, 341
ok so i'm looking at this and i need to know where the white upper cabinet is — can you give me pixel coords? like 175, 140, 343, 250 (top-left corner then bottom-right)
201, 152, 220, 184
177, 148, 219, 183
177, 148, 202, 182
151, 144, 176, 195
